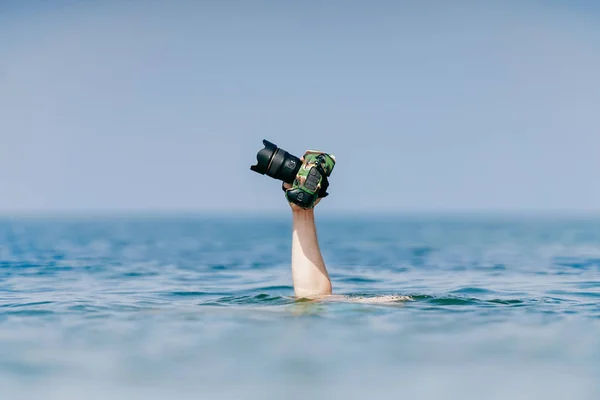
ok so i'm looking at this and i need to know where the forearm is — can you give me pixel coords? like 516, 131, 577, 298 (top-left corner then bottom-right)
290, 209, 332, 298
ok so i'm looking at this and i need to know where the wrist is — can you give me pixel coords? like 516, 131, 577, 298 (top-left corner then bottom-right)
291, 207, 315, 221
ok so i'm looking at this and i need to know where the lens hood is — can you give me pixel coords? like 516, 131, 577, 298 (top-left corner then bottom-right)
250, 139, 302, 183
250, 139, 278, 175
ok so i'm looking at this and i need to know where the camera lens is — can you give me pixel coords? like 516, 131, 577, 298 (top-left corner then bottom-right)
250, 140, 277, 175
250, 140, 302, 184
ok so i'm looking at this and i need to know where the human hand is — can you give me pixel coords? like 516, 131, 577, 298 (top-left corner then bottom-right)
282, 155, 326, 212
283, 182, 323, 212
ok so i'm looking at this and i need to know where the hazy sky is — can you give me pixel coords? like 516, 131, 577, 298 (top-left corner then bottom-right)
1, 0, 599, 214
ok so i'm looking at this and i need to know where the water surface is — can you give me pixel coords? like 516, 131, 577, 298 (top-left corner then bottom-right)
1, 214, 599, 399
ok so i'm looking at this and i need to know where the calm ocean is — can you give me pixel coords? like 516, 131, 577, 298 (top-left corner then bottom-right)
1, 214, 599, 399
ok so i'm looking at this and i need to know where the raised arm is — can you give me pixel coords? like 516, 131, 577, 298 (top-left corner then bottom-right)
282, 172, 333, 298
289, 206, 332, 298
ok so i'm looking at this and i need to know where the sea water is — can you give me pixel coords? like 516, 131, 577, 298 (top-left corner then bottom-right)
1, 214, 599, 399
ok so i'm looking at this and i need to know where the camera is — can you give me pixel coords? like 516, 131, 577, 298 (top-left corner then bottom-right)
250, 139, 336, 209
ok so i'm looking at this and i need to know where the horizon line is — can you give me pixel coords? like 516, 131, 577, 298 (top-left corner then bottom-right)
2, 208, 600, 219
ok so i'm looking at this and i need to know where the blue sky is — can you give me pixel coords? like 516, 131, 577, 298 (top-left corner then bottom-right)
1, 0, 599, 214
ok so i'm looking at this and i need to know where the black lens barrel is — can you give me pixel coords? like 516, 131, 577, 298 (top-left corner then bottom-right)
250, 140, 302, 184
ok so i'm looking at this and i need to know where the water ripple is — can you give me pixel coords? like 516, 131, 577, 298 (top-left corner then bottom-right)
2, 215, 600, 399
